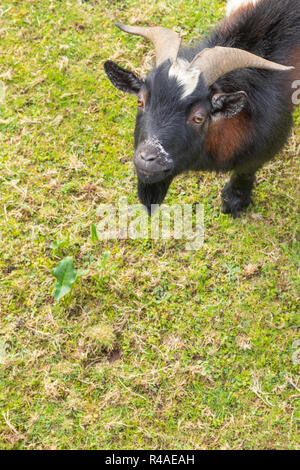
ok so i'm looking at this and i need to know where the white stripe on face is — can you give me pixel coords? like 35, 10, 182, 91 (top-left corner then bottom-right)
226, 0, 262, 16
168, 1, 263, 97
169, 58, 201, 100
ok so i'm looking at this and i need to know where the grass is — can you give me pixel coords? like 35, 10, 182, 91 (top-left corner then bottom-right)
0, 0, 299, 450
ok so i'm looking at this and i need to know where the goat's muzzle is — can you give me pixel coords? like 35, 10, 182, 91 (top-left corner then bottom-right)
134, 143, 174, 184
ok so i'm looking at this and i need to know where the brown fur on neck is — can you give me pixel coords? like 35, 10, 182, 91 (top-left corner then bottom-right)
206, 110, 253, 163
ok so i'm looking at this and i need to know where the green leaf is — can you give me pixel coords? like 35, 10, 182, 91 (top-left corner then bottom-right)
52, 256, 77, 301
90, 223, 99, 243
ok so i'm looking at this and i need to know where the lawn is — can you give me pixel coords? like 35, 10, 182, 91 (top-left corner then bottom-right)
0, 0, 299, 450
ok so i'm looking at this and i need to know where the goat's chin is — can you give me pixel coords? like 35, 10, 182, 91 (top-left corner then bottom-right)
137, 177, 173, 216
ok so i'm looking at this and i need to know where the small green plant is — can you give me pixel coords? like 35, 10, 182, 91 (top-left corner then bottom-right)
51, 251, 112, 301
50, 237, 71, 258
90, 223, 99, 243
52, 256, 87, 301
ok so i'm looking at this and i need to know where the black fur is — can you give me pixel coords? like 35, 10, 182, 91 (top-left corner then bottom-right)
221, 172, 256, 218
138, 177, 173, 215
104, 0, 300, 216
104, 61, 143, 94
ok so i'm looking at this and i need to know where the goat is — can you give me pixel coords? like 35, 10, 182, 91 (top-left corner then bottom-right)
104, 0, 300, 217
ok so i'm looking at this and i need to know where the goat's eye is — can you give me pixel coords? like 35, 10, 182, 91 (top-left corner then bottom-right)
192, 114, 205, 124
137, 98, 144, 108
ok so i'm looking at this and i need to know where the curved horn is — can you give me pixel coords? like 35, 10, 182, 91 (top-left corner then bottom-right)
116, 23, 181, 66
189, 46, 295, 86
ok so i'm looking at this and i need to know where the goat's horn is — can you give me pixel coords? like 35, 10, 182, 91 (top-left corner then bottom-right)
189, 46, 294, 86
116, 23, 181, 67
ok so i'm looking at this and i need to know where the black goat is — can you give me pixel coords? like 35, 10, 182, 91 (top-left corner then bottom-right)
104, 0, 300, 217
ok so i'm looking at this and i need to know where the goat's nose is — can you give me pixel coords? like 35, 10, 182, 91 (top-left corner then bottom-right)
139, 151, 158, 162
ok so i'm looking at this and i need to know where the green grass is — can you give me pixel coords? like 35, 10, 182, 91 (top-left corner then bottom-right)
0, 0, 299, 450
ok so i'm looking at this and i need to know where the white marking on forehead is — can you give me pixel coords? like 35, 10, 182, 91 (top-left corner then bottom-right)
226, 0, 261, 16
144, 137, 172, 163
169, 58, 201, 100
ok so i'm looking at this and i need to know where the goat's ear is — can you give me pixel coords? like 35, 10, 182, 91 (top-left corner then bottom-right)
104, 60, 143, 95
211, 91, 248, 119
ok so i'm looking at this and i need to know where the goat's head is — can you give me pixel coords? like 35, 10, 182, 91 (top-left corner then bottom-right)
104, 24, 293, 212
